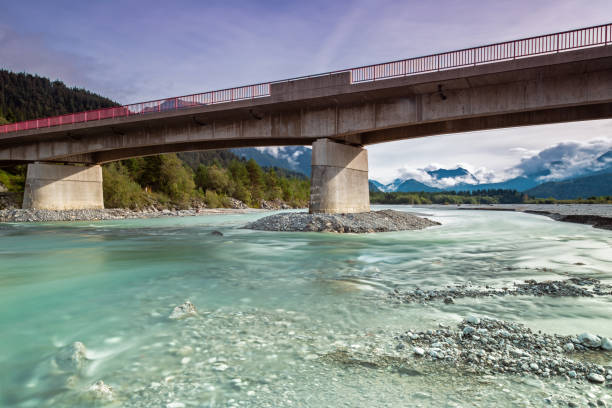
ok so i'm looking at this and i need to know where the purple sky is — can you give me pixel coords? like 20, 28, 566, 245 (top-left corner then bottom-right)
1, 0, 611, 182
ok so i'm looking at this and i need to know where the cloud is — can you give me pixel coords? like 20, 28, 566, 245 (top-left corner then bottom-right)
514, 139, 612, 181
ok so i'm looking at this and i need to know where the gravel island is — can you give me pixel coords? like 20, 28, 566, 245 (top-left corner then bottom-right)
244, 209, 440, 233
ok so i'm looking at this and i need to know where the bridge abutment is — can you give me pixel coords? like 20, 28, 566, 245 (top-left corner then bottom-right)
22, 162, 104, 210
309, 138, 370, 214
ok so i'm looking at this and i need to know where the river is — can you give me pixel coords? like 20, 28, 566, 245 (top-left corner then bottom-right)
1, 206, 610, 407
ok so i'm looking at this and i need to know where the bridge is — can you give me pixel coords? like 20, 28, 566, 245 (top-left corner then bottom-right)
2, 24, 612, 212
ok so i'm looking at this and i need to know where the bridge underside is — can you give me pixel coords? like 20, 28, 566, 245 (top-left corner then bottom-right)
4, 46, 612, 212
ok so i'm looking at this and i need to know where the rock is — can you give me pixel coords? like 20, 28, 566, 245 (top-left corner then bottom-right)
210, 230, 223, 236
587, 373, 605, 383
54, 342, 88, 372
601, 337, 612, 351
414, 347, 425, 356
530, 363, 539, 371
568, 370, 577, 378
579, 333, 602, 348
563, 342, 575, 352
444, 296, 454, 304
0, 183, 7, 193
213, 363, 229, 371
169, 301, 198, 320
463, 326, 476, 336
466, 315, 480, 325
88, 380, 114, 401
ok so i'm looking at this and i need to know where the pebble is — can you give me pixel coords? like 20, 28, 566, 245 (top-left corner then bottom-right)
88, 380, 114, 401
344, 317, 612, 383
563, 343, 575, 352
389, 278, 612, 304
0, 207, 256, 223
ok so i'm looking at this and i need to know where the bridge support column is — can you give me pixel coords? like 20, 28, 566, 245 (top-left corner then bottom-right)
309, 138, 370, 214
22, 162, 104, 210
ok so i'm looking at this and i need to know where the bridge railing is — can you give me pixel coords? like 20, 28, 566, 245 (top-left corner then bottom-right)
1, 23, 610, 135
350, 23, 611, 82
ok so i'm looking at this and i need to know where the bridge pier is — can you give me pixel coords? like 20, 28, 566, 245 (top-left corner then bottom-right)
309, 138, 370, 214
22, 162, 104, 210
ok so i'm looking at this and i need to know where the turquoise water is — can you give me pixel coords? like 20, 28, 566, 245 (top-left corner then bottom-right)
0, 206, 611, 407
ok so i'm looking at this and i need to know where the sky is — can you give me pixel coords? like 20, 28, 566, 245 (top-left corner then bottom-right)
1, 0, 611, 183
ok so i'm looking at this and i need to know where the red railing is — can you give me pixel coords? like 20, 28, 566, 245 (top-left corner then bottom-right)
1, 23, 610, 135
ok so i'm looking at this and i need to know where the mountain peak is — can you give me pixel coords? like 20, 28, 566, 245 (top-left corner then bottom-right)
426, 167, 472, 180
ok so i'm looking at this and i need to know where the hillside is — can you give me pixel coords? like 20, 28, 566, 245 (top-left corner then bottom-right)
0, 70, 117, 122
524, 172, 612, 199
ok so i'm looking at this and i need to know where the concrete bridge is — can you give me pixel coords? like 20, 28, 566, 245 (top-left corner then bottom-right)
2, 24, 612, 212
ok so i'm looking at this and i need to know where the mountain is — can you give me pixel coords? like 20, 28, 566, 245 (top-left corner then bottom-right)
232, 146, 311, 176
395, 179, 442, 192
369, 180, 384, 192
524, 172, 612, 199
451, 176, 539, 192
427, 167, 471, 180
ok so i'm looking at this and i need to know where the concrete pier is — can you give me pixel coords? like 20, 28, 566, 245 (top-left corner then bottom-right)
309, 138, 370, 214
22, 163, 104, 210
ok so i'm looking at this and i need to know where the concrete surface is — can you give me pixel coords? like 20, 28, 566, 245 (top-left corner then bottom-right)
22, 163, 104, 210
309, 139, 370, 214
1, 47, 612, 165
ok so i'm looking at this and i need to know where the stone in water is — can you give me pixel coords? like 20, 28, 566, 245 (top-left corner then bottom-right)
169, 301, 198, 320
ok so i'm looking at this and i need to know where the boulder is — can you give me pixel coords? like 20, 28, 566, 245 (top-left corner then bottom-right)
54, 342, 88, 372
601, 337, 612, 351
169, 301, 198, 320
587, 373, 605, 383
578, 332, 602, 348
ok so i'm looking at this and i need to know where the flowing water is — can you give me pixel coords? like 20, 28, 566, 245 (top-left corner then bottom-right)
0, 206, 611, 407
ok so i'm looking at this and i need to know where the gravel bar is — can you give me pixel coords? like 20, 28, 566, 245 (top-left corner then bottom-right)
244, 209, 441, 233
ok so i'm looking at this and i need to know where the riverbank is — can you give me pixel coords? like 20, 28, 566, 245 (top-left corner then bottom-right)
0, 207, 263, 223
422, 204, 612, 230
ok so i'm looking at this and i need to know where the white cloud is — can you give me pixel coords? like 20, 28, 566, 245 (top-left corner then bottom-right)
514, 139, 612, 181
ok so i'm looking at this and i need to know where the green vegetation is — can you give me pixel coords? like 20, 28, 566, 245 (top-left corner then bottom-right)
101, 154, 310, 209
370, 190, 612, 205
371, 190, 527, 205
0, 70, 117, 122
0, 167, 25, 192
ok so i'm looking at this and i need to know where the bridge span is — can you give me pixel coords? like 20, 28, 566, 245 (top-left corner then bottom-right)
1, 24, 612, 212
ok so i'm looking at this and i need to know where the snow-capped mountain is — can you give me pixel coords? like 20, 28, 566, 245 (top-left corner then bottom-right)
370, 148, 612, 195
